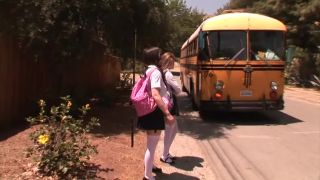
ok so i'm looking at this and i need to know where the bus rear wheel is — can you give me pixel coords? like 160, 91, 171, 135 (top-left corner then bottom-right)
189, 84, 198, 111
182, 85, 188, 92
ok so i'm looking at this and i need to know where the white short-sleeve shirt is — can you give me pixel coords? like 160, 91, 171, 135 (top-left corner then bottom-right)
164, 69, 182, 95
146, 65, 168, 98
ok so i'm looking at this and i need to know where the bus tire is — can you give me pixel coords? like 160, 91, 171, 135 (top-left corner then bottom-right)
181, 75, 187, 93
182, 85, 188, 92
192, 98, 199, 111
190, 83, 198, 111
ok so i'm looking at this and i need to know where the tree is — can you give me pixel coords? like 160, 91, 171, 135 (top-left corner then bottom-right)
0, 0, 173, 62
165, 0, 205, 56
0, 0, 207, 69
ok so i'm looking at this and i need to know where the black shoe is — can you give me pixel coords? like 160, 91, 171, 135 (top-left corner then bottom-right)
160, 156, 175, 165
152, 166, 163, 173
167, 153, 177, 160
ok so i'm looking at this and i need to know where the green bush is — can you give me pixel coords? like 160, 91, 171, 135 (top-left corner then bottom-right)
285, 47, 319, 87
119, 71, 133, 89
26, 96, 100, 179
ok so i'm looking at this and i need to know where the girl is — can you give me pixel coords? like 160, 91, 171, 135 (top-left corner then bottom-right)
158, 52, 181, 164
137, 47, 175, 180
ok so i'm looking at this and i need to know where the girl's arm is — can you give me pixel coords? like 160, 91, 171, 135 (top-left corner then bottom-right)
166, 71, 181, 94
151, 88, 175, 125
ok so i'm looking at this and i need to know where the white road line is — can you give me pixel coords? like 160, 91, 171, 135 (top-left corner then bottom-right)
235, 135, 280, 139
292, 131, 320, 134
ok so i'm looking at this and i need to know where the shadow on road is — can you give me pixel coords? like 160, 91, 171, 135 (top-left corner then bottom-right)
200, 110, 303, 126
176, 93, 303, 140
177, 93, 232, 140
156, 172, 200, 180
170, 156, 204, 171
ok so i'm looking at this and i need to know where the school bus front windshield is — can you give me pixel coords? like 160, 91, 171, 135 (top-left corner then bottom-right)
199, 30, 285, 61
250, 31, 285, 60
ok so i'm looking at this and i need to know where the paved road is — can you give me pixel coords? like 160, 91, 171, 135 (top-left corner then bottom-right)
173, 74, 320, 180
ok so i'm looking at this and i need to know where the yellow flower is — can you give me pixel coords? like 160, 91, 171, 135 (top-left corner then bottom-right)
39, 99, 45, 107
38, 134, 49, 145
61, 116, 67, 122
67, 101, 72, 108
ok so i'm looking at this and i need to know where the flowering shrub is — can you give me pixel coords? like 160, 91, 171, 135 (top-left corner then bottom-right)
26, 96, 100, 179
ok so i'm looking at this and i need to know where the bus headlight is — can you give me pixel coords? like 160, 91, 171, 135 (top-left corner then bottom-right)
214, 81, 224, 99
215, 80, 224, 91
270, 81, 278, 99
270, 81, 278, 91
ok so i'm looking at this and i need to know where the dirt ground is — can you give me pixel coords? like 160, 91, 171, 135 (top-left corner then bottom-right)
0, 88, 214, 180
0, 94, 145, 179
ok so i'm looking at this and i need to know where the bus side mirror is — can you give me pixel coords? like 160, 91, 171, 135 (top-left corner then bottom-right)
198, 48, 209, 60
198, 32, 210, 60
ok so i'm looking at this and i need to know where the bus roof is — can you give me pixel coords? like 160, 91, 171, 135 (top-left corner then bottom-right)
202, 12, 287, 31
181, 12, 287, 50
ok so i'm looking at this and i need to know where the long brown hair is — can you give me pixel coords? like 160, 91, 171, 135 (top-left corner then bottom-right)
159, 52, 176, 70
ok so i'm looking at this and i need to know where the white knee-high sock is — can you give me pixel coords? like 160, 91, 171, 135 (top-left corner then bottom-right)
163, 124, 172, 157
163, 122, 178, 157
144, 135, 159, 179
169, 122, 178, 149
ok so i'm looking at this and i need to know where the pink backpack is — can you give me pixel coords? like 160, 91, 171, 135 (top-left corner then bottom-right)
130, 68, 158, 117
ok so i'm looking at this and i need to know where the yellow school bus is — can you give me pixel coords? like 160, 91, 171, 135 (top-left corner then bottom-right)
180, 12, 287, 111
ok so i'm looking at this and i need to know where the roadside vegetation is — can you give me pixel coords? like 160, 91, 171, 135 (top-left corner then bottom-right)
26, 96, 100, 178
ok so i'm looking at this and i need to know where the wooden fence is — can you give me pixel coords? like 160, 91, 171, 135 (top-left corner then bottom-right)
0, 35, 120, 129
